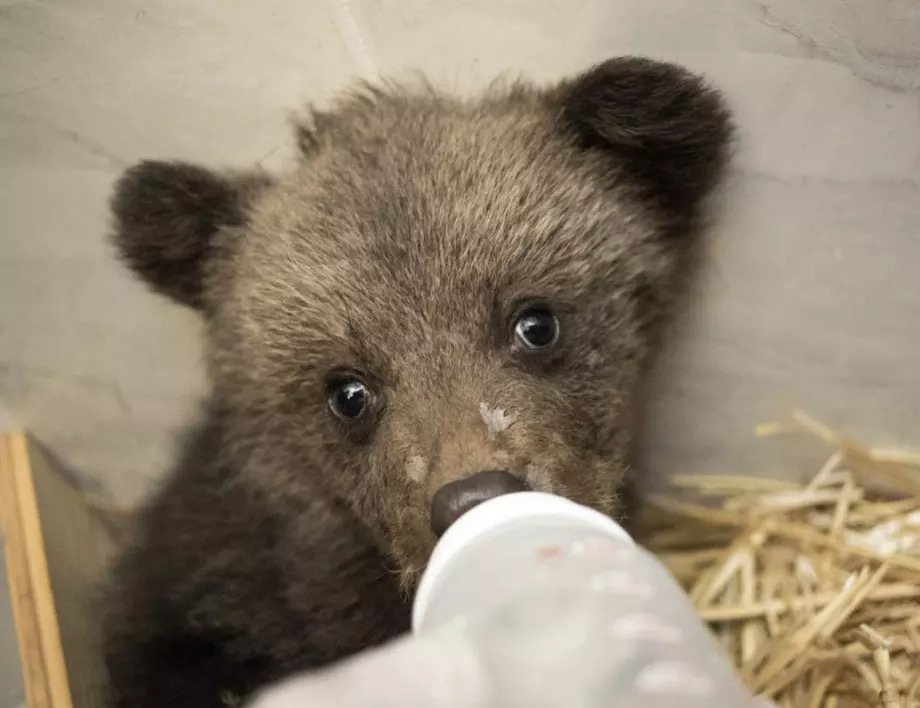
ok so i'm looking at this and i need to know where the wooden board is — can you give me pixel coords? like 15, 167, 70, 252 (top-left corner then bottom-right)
0, 432, 117, 708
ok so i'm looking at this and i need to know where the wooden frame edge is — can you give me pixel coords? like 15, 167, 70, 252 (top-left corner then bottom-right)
0, 432, 75, 708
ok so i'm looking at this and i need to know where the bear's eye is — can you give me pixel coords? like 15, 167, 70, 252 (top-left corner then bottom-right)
327, 377, 372, 420
512, 307, 560, 350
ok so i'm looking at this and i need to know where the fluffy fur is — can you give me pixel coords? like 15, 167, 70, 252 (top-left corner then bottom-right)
103, 57, 733, 708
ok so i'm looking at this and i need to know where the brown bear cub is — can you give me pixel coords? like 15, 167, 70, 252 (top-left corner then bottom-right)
102, 57, 733, 708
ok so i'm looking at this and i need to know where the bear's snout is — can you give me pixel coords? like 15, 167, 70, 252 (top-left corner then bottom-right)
429, 469, 531, 536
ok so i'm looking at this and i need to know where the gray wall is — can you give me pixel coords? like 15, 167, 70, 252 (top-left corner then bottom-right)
1, 0, 918, 702
1, 400, 24, 708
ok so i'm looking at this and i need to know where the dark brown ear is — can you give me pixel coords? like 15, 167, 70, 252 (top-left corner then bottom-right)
110, 161, 272, 309
554, 57, 734, 228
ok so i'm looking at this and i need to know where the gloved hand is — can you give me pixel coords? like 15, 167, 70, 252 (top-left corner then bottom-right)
246, 634, 486, 708
246, 632, 776, 708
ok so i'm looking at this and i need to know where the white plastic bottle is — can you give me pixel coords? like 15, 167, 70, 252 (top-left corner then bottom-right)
412, 492, 763, 708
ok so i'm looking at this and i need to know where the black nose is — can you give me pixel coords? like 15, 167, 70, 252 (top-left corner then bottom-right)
430, 470, 531, 537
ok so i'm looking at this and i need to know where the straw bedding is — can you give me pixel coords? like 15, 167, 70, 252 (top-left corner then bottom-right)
638, 411, 920, 708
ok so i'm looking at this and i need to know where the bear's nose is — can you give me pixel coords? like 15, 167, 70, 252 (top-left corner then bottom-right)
430, 470, 531, 537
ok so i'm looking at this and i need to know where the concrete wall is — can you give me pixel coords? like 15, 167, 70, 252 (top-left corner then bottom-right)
1, 1, 918, 702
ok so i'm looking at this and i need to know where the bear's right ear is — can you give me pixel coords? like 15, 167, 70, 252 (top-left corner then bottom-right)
110, 160, 272, 310
552, 57, 733, 230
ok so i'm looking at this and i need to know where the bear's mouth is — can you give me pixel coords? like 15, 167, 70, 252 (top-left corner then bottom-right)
522, 461, 556, 493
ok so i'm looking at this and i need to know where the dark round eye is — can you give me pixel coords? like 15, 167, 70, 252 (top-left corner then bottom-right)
327, 378, 372, 420
512, 307, 559, 350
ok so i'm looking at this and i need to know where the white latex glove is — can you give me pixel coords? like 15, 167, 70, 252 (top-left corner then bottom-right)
246, 634, 487, 708
247, 633, 778, 708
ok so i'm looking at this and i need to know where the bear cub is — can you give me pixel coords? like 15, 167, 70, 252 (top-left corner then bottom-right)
102, 56, 733, 708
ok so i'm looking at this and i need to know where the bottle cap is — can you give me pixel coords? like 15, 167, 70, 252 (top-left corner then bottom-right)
412, 491, 633, 632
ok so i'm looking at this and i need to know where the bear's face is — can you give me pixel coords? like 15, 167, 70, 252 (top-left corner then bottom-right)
111, 58, 732, 588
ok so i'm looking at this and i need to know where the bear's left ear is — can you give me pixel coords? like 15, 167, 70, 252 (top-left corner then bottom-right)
110, 161, 273, 310
553, 57, 734, 227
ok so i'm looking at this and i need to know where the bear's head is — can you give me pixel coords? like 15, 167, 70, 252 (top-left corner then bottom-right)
111, 57, 732, 588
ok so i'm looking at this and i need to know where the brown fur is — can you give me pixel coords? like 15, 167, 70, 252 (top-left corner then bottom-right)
103, 57, 733, 708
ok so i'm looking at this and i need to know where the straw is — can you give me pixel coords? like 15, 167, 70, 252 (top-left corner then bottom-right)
638, 412, 920, 708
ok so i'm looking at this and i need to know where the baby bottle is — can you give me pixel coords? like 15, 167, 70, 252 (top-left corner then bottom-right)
412, 492, 763, 708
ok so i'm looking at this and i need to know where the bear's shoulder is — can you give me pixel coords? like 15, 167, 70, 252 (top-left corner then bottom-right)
102, 404, 410, 708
